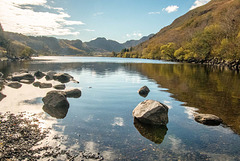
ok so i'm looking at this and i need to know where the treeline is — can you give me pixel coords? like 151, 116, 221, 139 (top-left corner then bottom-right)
114, 24, 240, 63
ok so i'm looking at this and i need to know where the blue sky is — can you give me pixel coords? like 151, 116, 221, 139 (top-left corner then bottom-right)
0, 0, 210, 43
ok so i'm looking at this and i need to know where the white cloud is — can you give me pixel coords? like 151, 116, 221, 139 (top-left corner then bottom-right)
0, 0, 84, 36
93, 12, 104, 16
83, 29, 95, 32
148, 11, 161, 15
190, 0, 210, 10
126, 32, 142, 39
163, 5, 179, 13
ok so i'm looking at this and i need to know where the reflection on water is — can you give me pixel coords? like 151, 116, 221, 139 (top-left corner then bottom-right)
0, 57, 240, 160
125, 63, 240, 134
134, 118, 168, 144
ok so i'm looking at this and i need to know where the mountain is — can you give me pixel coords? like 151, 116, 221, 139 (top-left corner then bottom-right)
86, 37, 125, 53
118, 0, 240, 62
3, 30, 154, 56
5, 32, 92, 56
123, 34, 154, 49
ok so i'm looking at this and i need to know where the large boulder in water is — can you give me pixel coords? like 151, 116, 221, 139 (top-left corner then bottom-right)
133, 100, 169, 125
12, 73, 35, 81
42, 91, 69, 119
138, 86, 150, 97
194, 114, 223, 126
53, 73, 73, 83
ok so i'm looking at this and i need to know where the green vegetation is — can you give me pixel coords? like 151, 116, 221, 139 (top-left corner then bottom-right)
115, 0, 240, 63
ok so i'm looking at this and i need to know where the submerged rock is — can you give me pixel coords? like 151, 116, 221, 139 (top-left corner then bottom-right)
138, 86, 150, 97
42, 91, 69, 119
6, 82, 22, 89
134, 118, 168, 144
12, 73, 35, 81
33, 81, 41, 87
39, 83, 52, 88
133, 100, 169, 125
34, 71, 46, 79
194, 114, 223, 126
53, 84, 66, 90
65, 89, 81, 98
53, 73, 73, 83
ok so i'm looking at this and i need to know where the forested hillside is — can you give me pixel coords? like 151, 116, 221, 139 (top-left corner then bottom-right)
117, 0, 240, 66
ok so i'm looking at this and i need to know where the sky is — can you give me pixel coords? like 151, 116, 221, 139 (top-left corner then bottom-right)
0, 0, 210, 43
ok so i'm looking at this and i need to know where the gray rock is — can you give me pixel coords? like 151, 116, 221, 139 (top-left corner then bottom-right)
6, 82, 22, 89
12, 73, 35, 81
34, 71, 46, 79
53, 84, 66, 90
133, 100, 169, 125
39, 83, 52, 88
42, 91, 69, 119
45, 71, 57, 80
194, 114, 223, 126
65, 89, 81, 98
138, 86, 150, 97
33, 81, 41, 87
53, 73, 73, 83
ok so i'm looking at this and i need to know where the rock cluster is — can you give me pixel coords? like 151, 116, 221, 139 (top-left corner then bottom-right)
42, 89, 81, 119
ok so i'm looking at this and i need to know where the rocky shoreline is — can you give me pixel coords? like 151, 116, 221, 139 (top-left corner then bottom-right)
184, 58, 240, 72
0, 112, 104, 161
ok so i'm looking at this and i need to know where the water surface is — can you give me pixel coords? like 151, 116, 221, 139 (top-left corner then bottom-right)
0, 57, 240, 160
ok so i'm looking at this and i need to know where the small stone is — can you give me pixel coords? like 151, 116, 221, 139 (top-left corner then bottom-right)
6, 82, 22, 89
39, 83, 52, 88
53, 84, 66, 90
194, 114, 223, 126
53, 73, 73, 83
12, 73, 35, 81
33, 81, 41, 87
34, 71, 46, 79
138, 86, 150, 97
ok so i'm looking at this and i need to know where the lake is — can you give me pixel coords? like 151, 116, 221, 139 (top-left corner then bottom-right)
0, 56, 240, 160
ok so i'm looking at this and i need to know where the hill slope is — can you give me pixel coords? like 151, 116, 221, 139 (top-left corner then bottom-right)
118, 0, 240, 63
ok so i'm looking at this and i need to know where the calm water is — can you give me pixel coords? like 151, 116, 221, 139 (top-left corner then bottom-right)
0, 56, 240, 160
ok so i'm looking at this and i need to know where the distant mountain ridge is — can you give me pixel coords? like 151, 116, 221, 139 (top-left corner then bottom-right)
2, 30, 154, 56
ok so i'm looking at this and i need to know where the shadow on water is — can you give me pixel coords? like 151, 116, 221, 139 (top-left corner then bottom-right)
125, 63, 240, 135
134, 118, 168, 144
